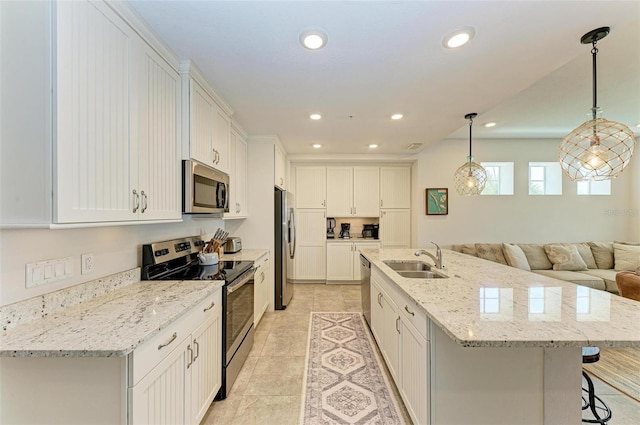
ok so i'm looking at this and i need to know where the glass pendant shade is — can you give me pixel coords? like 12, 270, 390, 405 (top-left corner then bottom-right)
559, 27, 636, 181
559, 114, 635, 181
454, 156, 487, 195
454, 112, 487, 195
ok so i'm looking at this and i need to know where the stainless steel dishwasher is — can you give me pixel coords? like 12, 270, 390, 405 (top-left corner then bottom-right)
360, 254, 371, 327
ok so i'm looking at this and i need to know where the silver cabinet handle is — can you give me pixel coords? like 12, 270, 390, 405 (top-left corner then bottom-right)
377, 292, 382, 307
260, 271, 265, 283
193, 339, 200, 362
380, 200, 383, 207
280, 177, 284, 185
157, 332, 177, 350
322, 200, 325, 207
186, 344, 194, 368
353, 207, 356, 215
203, 301, 215, 312
396, 316, 400, 333
404, 305, 415, 316
141, 190, 148, 213
132, 189, 140, 213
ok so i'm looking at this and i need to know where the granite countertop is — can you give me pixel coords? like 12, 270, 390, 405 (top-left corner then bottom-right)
361, 248, 640, 348
327, 237, 381, 243
0, 279, 224, 358
221, 248, 269, 262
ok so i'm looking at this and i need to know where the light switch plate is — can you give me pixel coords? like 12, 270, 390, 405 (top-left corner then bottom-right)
26, 257, 74, 288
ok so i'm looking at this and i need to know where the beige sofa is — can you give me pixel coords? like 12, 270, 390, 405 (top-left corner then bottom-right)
451, 241, 640, 295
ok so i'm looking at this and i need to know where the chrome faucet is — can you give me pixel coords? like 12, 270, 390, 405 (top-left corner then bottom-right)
415, 242, 444, 269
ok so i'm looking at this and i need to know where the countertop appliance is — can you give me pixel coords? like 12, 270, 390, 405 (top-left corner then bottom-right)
141, 236, 255, 400
339, 223, 351, 239
274, 188, 295, 310
182, 159, 229, 215
362, 224, 379, 239
327, 217, 336, 239
360, 254, 371, 327
224, 237, 242, 253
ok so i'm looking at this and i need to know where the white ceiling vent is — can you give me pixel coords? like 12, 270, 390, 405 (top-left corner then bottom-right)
406, 143, 423, 151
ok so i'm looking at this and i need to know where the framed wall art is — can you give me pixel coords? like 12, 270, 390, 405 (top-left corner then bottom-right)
426, 188, 448, 215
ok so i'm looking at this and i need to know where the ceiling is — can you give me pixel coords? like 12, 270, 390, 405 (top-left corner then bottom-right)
129, 1, 640, 156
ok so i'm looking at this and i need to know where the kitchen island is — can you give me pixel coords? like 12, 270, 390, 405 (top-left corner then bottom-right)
361, 248, 640, 425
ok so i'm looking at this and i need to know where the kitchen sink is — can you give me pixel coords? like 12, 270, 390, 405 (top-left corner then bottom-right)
383, 260, 432, 271
382, 260, 448, 279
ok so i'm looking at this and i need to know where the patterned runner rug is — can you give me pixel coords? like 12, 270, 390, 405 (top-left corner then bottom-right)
300, 312, 406, 425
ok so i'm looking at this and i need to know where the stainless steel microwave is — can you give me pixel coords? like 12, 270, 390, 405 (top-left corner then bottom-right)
182, 160, 229, 215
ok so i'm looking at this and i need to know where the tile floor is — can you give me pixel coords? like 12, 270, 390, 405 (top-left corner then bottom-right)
202, 283, 640, 425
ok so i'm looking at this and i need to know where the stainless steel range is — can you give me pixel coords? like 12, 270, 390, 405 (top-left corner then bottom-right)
142, 236, 255, 400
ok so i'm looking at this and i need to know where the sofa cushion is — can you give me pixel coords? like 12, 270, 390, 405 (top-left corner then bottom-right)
588, 241, 614, 269
518, 244, 552, 270
613, 243, 640, 271
475, 243, 508, 265
532, 270, 606, 291
461, 244, 478, 257
502, 243, 531, 271
544, 244, 588, 271
581, 269, 619, 294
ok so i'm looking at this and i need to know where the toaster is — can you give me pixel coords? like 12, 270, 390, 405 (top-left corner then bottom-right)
224, 237, 242, 254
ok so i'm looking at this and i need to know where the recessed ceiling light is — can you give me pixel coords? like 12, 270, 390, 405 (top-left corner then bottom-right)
310, 113, 322, 120
391, 114, 403, 120
369, 144, 378, 149
636, 123, 640, 128
484, 122, 496, 128
312, 144, 322, 149
443, 27, 476, 49
300, 30, 328, 50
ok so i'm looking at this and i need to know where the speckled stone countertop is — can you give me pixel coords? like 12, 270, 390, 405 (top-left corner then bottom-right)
361, 248, 640, 348
0, 278, 224, 358
220, 249, 269, 262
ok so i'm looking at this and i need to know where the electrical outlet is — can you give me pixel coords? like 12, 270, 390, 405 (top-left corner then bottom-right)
81, 254, 95, 275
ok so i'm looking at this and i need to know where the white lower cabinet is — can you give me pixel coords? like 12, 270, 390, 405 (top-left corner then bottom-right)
293, 209, 327, 280
254, 253, 271, 326
326, 241, 380, 282
370, 268, 429, 425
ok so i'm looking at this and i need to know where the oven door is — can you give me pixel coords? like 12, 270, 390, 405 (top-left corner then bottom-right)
225, 267, 255, 362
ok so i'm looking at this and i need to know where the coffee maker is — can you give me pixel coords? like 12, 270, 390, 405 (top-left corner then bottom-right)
339, 223, 351, 239
327, 218, 336, 239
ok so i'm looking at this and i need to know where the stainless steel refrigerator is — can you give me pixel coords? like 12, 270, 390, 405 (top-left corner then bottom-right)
274, 188, 295, 309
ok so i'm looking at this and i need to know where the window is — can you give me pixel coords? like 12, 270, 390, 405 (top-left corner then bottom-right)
528, 162, 562, 195
577, 180, 611, 195
480, 162, 514, 195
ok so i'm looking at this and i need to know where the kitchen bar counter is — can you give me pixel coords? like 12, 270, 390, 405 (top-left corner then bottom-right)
0, 277, 224, 357
361, 248, 640, 348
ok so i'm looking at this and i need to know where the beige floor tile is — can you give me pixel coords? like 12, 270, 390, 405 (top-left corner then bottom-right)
202, 396, 242, 425
243, 371, 304, 396
252, 355, 306, 377
230, 396, 301, 425
227, 355, 259, 397
261, 330, 308, 356
271, 313, 311, 332
282, 297, 314, 313
313, 299, 346, 311
344, 299, 363, 312
255, 312, 276, 331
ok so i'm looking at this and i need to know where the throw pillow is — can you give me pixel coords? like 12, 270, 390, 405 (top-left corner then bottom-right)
517, 244, 553, 270
573, 243, 598, 269
475, 243, 508, 265
544, 244, 588, 271
588, 241, 614, 269
613, 243, 640, 271
460, 244, 478, 257
502, 243, 531, 271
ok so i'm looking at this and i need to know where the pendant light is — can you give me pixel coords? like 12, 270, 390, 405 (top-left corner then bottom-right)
454, 113, 487, 195
558, 27, 635, 181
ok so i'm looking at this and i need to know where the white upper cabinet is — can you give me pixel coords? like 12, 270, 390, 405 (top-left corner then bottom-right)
274, 144, 287, 190
181, 61, 233, 175
327, 166, 379, 217
226, 124, 248, 218
380, 167, 411, 209
380, 208, 411, 248
295, 167, 326, 209
55, 0, 181, 224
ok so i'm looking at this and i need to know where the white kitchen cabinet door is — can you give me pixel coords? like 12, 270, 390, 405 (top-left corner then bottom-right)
353, 242, 380, 281
212, 102, 231, 174
274, 144, 287, 190
353, 167, 380, 217
380, 290, 400, 381
295, 167, 326, 209
400, 319, 429, 425
380, 167, 411, 209
129, 336, 190, 425
188, 306, 221, 425
189, 79, 216, 167
227, 128, 248, 218
136, 43, 181, 221
254, 254, 271, 326
326, 243, 354, 281
55, 0, 135, 223
380, 209, 410, 248
294, 209, 327, 280
326, 167, 353, 217
370, 279, 385, 344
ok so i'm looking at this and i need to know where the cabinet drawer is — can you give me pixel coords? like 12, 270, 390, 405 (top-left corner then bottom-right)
398, 296, 428, 340
130, 290, 221, 386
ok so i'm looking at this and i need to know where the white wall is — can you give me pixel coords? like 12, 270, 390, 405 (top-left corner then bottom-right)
413, 138, 637, 248
0, 217, 224, 306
